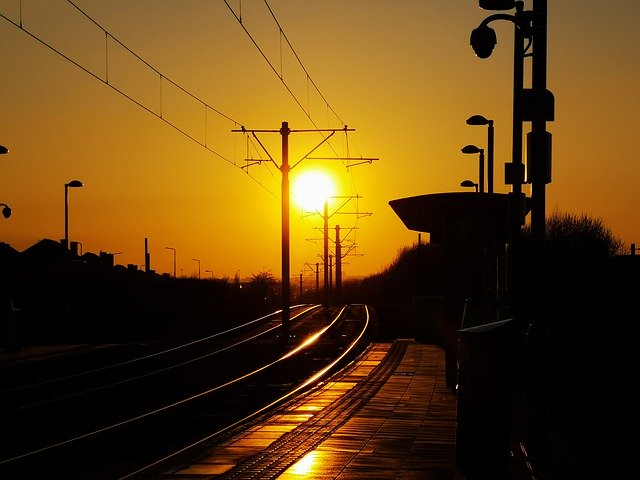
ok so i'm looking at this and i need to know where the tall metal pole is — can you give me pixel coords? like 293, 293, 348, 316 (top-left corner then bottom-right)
508, 6, 526, 328
528, 2, 550, 463
329, 254, 333, 295
281, 121, 291, 338
335, 225, 342, 304
64, 184, 69, 250
479, 149, 485, 193
529, 0, 548, 331
487, 120, 494, 193
323, 199, 329, 308
64, 180, 83, 251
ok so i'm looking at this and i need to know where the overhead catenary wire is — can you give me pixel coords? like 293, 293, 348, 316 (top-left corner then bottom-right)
224, 0, 374, 253
0, 1, 280, 197
223, 0, 367, 162
2, 1, 371, 256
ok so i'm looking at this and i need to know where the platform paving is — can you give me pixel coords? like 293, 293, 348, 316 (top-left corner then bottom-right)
154, 340, 466, 480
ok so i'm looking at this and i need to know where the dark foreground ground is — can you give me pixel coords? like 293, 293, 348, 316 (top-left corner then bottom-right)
1, 301, 637, 479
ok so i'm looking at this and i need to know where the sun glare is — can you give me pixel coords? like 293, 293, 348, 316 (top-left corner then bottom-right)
292, 170, 336, 212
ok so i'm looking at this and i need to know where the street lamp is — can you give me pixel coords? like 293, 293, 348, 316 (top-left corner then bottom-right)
1, 147, 11, 218
461, 145, 485, 193
0, 203, 11, 219
473, 0, 550, 251
460, 180, 479, 192
165, 247, 176, 277
470, 1, 534, 201
467, 115, 494, 193
64, 179, 84, 251
192, 258, 200, 279
205, 269, 214, 279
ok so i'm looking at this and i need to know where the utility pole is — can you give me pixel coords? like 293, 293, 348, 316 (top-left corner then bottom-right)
529, 0, 550, 333
324, 200, 329, 309
334, 225, 363, 297
335, 225, 342, 304
304, 262, 320, 301
299, 272, 303, 299
232, 122, 354, 340
314, 195, 370, 307
329, 254, 333, 298
281, 122, 291, 338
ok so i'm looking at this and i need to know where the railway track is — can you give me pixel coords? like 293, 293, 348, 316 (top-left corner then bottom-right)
196, 340, 407, 480
0, 304, 372, 479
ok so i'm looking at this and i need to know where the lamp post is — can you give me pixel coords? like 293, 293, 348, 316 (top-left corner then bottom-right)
1, 148, 10, 218
165, 247, 176, 277
461, 145, 485, 193
460, 180, 479, 192
467, 115, 494, 193
205, 269, 214, 279
192, 258, 200, 279
470, 1, 530, 202
64, 179, 84, 251
470, 1, 531, 328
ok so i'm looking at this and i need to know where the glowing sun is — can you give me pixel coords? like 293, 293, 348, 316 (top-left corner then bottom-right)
291, 169, 336, 212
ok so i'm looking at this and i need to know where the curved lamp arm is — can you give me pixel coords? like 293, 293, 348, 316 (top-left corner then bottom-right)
0, 203, 11, 219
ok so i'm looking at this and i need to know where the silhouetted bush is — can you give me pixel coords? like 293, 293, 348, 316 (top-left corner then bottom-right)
341, 242, 444, 339
342, 242, 444, 305
521, 211, 637, 478
522, 210, 625, 338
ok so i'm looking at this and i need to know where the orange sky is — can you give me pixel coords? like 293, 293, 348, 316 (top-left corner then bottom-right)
1, 1, 640, 281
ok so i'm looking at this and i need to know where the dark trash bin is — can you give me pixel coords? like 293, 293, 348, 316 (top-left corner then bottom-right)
456, 316, 514, 479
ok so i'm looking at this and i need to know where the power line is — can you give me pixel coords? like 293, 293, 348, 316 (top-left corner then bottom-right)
224, 0, 326, 129
0, 1, 280, 197
224, 1, 378, 251
223, 1, 368, 165
261, 0, 345, 127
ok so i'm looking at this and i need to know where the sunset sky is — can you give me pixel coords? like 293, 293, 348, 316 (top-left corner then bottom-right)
1, 1, 639, 282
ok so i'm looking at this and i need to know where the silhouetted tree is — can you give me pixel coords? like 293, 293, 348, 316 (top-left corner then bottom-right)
522, 210, 624, 337
525, 210, 624, 259
246, 271, 280, 308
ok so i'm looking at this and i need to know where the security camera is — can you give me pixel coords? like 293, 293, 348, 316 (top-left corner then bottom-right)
470, 25, 497, 59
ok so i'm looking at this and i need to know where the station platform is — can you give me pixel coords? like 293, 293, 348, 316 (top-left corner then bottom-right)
151, 340, 467, 480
